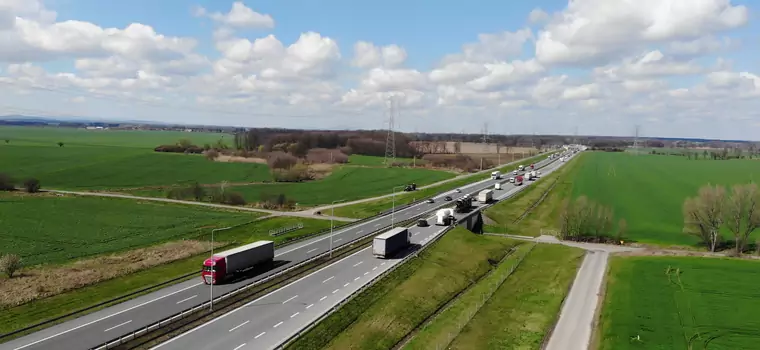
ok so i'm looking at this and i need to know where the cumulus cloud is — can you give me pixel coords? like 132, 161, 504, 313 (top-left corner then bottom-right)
196, 1, 274, 29
351, 41, 407, 69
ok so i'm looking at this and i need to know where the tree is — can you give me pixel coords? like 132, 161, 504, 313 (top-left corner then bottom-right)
57, 142, 64, 147
0, 173, 15, 191
205, 149, 220, 161
683, 184, 726, 252
23, 178, 41, 193
178, 139, 192, 148
724, 183, 760, 254
4, 139, 8, 144
191, 182, 205, 201
0, 253, 22, 278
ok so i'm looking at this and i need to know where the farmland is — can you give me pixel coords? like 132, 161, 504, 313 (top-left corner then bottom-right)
563, 152, 760, 246
0, 192, 259, 266
0, 125, 226, 148
596, 256, 760, 350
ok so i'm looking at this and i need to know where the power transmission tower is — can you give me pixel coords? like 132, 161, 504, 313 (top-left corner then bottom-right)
481, 122, 489, 153
383, 97, 397, 165
633, 125, 641, 155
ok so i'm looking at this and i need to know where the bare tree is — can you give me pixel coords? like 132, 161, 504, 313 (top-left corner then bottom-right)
724, 184, 760, 254
683, 184, 726, 252
0, 254, 22, 278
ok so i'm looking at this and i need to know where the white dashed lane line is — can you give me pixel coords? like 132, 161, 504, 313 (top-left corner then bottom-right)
228, 320, 249, 332
282, 295, 297, 304
273, 322, 283, 328
255, 332, 265, 339
175, 295, 197, 304
322, 276, 334, 283
353, 261, 363, 267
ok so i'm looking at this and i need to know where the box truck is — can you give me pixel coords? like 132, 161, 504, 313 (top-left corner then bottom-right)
435, 208, 455, 226
494, 183, 502, 190
373, 227, 411, 258
202, 240, 274, 285
478, 189, 494, 203
490, 171, 501, 180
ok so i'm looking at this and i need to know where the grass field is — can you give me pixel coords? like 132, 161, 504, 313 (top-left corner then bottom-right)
332, 153, 555, 218
0, 125, 227, 148
596, 256, 760, 350
0, 192, 260, 266
0, 216, 335, 336
287, 227, 521, 350
347, 155, 421, 166
565, 152, 760, 246
484, 153, 584, 236
446, 244, 584, 350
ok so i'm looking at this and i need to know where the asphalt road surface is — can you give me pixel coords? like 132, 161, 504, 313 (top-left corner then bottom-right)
148, 156, 571, 350
2, 157, 560, 350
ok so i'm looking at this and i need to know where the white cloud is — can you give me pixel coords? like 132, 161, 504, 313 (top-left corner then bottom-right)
528, 8, 549, 24
594, 50, 704, 80
197, 1, 274, 29
535, 0, 748, 65
351, 41, 407, 69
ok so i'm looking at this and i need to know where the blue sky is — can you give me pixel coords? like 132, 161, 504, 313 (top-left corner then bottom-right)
1, 0, 760, 139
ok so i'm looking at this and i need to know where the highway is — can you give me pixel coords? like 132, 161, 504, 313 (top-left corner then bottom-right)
148, 156, 571, 350
2, 156, 558, 350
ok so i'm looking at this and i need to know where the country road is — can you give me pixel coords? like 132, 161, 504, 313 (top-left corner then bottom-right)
46, 190, 359, 222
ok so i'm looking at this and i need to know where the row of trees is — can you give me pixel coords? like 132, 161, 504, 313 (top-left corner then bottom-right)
683, 183, 760, 254
558, 196, 627, 243
166, 182, 246, 206
0, 173, 41, 193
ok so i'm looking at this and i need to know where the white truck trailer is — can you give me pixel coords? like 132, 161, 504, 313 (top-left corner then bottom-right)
202, 240, 275, 285
490, 171, 501, 180
494, 182, 502, 190
373, 227, 411, 258
478, 189, 494, 203
435, 208, 455, 226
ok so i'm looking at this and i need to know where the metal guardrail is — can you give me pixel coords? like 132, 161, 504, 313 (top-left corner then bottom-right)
269, 222, 304, 236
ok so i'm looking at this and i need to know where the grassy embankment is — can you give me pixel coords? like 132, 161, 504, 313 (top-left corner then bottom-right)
483, 153, 585, 236
332, 152, 555, 219
286, 227, 521, 350
565, 152, 760, 246
596, 256, 760, 350
0, 212, 333, 336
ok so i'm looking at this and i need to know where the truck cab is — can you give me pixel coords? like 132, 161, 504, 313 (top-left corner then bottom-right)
202, 256, 226, 285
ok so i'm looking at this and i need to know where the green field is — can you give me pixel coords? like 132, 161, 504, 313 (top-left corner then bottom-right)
0, 126, 227, 148
347, 155, 421, 166
0, 193, 261, 266
287, 227, 521, 350
597, 256, 760, 350
566, 152, 760, 246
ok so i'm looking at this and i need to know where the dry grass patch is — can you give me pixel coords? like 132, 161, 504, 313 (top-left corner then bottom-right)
0, 240, 224, 308
214, 155, 268, 164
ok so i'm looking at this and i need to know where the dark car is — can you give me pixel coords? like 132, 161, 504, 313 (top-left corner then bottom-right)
427, 198, 435, 204
444, 196, 452, 201
417, 219, 428, 227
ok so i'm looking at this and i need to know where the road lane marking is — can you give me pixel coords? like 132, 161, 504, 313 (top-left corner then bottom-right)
290, 312, 300, 318
234, 343, 247, 350
364, 272, 369, 276
228, 320, 250, 332
374, 223, 381, 227
255, 332, 265, 339
273, 321, 283, 328
335, 238, 342, 243
353, 261, 363, 267
104, 320, 132, 332
320, 296, 327, 301
15, 281, 203, 349
354, 277, 360, 281
343, 283, 350, 287
372, 267, 378, 271
356, 230, 363, 235
306, 304, 313, 309
332, 289, 339, 294
307, 248, 318, 254
322, 276, 334, 283
176, 295, 197, 304
282, 295, 298, 304
414, 232, 419, 236
381, 262, 386, 266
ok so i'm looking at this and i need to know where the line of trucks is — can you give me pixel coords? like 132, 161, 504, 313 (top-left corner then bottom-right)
201, 159, 556, 284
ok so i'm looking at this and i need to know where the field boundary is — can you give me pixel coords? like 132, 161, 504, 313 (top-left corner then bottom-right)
395, 242, 537, 350
513, 177, 560, 225
539, 249, 588, 350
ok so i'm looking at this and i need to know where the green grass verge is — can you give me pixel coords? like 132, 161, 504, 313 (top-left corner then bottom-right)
347, 155, 421, 166
0, 193, 261, 266
286, 227, 521, 350
402, 242, 535, 349
483, 153, 584, 236
446, 243, 585, 349
0, 216, 334, 336
565, 152, 760, 246
597, 256, 760, 350
333, 153, 555, 219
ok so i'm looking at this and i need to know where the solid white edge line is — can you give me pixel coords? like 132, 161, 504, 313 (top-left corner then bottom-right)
149, 245, 373, 349
14, 281, 202, 350
103, 320, 132, 333
228, 320, 250, 333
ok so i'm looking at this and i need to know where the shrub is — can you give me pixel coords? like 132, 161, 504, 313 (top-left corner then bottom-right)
0, 254, 22, 278
267, 151, 299, 169
57, 142, 64, 147
205, 149, 220, 160
23, 178, 41, 193
306, 148, 349, 164
272, 163, 313, 182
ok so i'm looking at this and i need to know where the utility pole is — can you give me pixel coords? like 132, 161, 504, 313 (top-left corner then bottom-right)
384, 96, 397, 165
633, 124, 641, 155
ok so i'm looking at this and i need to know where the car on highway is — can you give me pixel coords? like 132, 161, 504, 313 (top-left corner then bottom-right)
513, 170, 518, 175
427, 198, 435, 203
509, 177, 515, 183
444, 195, 452, 201
417, 219, 429, 227
455, 188, 462, 193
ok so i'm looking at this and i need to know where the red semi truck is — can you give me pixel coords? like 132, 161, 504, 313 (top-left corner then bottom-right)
202, 240, 275, 285
514, 175, 524, 186
530, 163, 535, 170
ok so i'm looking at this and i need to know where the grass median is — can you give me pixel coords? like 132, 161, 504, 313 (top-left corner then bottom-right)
483, 153, 584, 236
286, 227, 522, 350
446, 243, 585, 349
0, 216, 333, 340
333, 153, 555, 219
